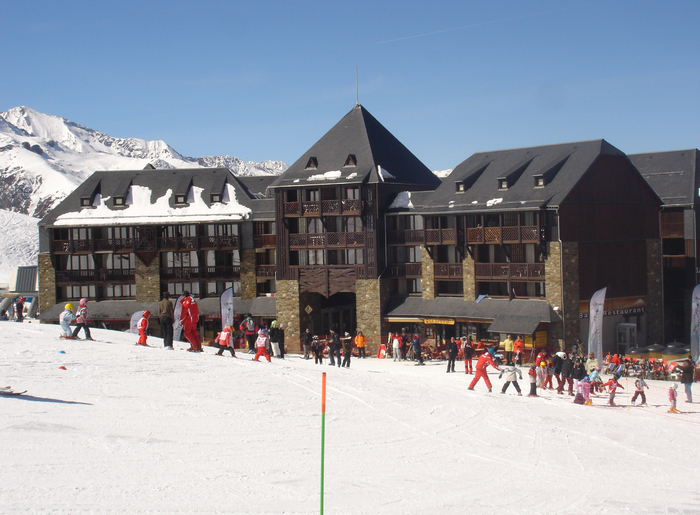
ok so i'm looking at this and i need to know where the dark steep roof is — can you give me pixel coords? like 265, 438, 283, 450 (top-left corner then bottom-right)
401, 139, 627, 214
629, 149, 700, 208
270, 105, 440, 190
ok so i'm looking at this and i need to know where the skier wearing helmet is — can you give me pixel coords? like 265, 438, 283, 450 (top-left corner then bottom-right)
137, 310, 151, 346
59, 303, 76, 338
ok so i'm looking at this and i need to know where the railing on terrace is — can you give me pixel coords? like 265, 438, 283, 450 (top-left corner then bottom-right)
425, 228, 457, 245
387, 263, 422, 277
288, 232, 364, 248
466, 226, 539, 244
474, 263, 545, 281
387, 229, 425, 245
660, 222, 684, 239
157, 236, 198, 251
199, 235, 239, 249
256, 265, 277, 278
51, 240, 93, 254
434, 263, 462, 279
283, 199, 361, 217
55, 269, 135, 283
253, 234, 277, 248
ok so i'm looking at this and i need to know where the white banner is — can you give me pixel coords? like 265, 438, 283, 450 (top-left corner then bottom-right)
690, 284, 700, 363
588, 287, 607, 365
130, 311, 143, 334
173, 295, 185, 342
220, 288, 234, 331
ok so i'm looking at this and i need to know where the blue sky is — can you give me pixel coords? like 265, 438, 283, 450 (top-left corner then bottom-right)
3, 0, 699, 170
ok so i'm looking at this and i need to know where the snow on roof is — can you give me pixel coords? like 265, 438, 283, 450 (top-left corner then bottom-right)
53, 183, 251, 226
307, 170, 342, 181
388, 191, 413, 209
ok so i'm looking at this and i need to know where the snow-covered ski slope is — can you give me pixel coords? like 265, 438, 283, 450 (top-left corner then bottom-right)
1, 321, 698, 514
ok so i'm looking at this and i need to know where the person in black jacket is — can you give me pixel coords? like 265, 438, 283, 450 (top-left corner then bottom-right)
278, 323, 286, 359
328, 328, 341, 367
462, 337, 474, 374
341, 332, 353, 368
678, 358, 695, 403
311, 335, 324, 364
301, 328, 312, 359
571, 357, 587, 391
446, 337, 458, 373
558, 353, 575, 395
552, 351, 565, 391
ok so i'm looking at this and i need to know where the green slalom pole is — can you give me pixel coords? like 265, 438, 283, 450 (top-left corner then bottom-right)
320, 372, 326, 515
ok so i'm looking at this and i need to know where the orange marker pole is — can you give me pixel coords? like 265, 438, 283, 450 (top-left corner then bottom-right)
320, 372, 326, 514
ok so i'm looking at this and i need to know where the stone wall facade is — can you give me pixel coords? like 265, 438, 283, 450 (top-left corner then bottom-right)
645, 238, 664, 345
544, 241, 580, 350
462, 252, 475, 302
135, 256, 160, 303
421, 245, 435, 300
240, 249, 257, 300
275, 279, 300, 352
356, 278, 389, 355
38, 253, 56, 316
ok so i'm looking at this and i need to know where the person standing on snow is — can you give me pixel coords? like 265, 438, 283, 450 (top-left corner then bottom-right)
468, 348, 500, 392
341, 332, 353, 368
253, 328, 271, 362
527, 364, 538, 396
180, 291, 202, 352
602, 374, 624, 406
14, 297, 25, 323
499, 363, 523, 395
513, 335, 524, 366
59, 303, 76, 338
159, 292, 174, 349
311, 335, 324, 364
631, 375, 649, 406
502, 334, 514, 365
328, 328, 341, 367
137, 310, 151, 346
302, 327, 313, 359
446, 337, 458, 373
678, 359, 695, 403
355, 330, 366, 359
269, 320, 282, 358
215, 325, 236, 357
462, 336, 474, 374
669, 383, 679, 413
412, 333, 424, 365
392, 332, 401, 362
71, 298, 93, 340
557, 353, 575, 396
240, 313, 258, 354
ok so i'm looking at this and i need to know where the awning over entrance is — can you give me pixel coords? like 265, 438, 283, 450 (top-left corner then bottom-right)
40, 296, 277, 322
384, 297, 556, 335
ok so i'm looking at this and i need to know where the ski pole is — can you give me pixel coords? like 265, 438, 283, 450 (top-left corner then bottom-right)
320, 372, 326, 515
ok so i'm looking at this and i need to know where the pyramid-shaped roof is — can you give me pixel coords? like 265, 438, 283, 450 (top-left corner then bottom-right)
629, 149, 700, 208
270, 105, 440, 190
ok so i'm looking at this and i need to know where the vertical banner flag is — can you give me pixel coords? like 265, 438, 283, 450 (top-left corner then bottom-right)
173, 295, 185, 342
130, 311, 144, 334
588, 287, 607, 365
690, 284, 700, 363
220, 287, 234, 331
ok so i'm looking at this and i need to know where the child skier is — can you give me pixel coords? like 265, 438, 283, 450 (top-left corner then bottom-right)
72, 298, 93, 340
544, 361, 554, 390
137, 311, 151, 346
589, 366, 603, 395
215, 325, 236, 357
528, 364, 538, 397
669, 383, 679, 413
499, 364, 523, 395
631, 375, 649, 406
59, 303, 76, 338
602, 374, 624, 406
253, 328, 271, 362
581, 376, 593, 405
537, 362, 546, 390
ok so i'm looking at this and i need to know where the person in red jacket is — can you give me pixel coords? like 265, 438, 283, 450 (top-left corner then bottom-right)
468, 348, 500, 392
180, 291, 202, 352
215, 325, 236, 357
137, 310, 151, 346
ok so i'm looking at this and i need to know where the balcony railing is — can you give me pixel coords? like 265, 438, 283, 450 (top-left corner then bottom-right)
387, 229, 425, 245
256, 265, 277, 278
289, 232, 364, 248
474, 263, 545, 282
466, 226, 539, 244
434, 263, 462, 279
55, 269, 135, 283
198, 235, 239, 250
93, 238, 136, 253
284, 199, 362, 217
660, 222, 684, 239
425, 228, 457, 245
253, 234, 277, 248
161, 266, 240, 281
157, 236, 198, 251
387, 263, 422, 277
51, 240, 93, 254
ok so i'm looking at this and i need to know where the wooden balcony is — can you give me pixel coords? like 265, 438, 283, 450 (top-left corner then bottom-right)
466, 226, 540, 244
289, 232, 365, 248
157, 236, 198, 251
51, 240, 93, 254
474, 263, 545, 282
93, 238, 136, 253
198, 235, 239, 250
256, 264, 277, 278
425, 228, 457, 245
387, 229, 425, 245
161, 266, 240, 281
434, 263, 463, 280
253, 234, 276, 248
283, 199, 362, 217
387, 263, 422, 278
55, 269, 135, 284
660, 222, 684, 239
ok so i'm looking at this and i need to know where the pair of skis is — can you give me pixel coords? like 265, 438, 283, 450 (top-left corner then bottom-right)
0, 386, 26, 396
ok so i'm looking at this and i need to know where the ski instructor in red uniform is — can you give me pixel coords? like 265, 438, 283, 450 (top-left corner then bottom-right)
180, 291, 202, 352
468, 347, 500, 392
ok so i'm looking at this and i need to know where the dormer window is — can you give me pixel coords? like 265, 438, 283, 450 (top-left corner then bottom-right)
455, 182, 465, 193
305, 157, 318, 170
211, 193, 222, 203
498, 179, 508, 190
113, 196, 125, 206
80, 197, 92, 207
534, 175, 545, 188
344, 154, 357, 167
175, 194, 188, 205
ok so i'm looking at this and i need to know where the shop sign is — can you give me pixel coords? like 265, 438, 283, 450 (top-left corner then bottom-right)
424, 318, 455, 325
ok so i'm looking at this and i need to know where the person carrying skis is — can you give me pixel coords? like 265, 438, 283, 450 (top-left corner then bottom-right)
468, 348, 500, 392
59, 303, 76, 338
72, 298, 93, 340
253, 328, 271, 362
631, 375, 649, 406
499, 363, 523, 395
215, 325, 236, 357
137, 310, 151, 346
180, 291, 202, 352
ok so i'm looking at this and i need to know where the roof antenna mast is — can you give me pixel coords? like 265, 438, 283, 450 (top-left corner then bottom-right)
356, 65, 359, 106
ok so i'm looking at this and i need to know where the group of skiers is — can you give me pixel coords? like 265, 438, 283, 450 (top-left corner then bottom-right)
0, 296, 27, 322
